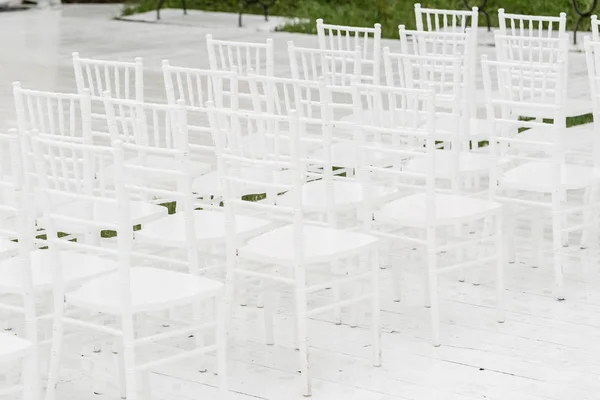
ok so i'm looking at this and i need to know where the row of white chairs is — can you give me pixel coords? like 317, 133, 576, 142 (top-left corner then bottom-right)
3, 4, 600, 399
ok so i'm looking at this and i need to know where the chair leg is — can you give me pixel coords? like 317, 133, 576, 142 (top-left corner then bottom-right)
391, 246, 403, 302
580, 186, 593, 249
294, 269, 311, 397
427, 249, 440, 347
116, 342, 127, 399
141, 370, 151, 400
23, 347, 37, 400
121, 316, 138, 400
371, 249, 381, 367
45, 307, 65, 400
455, 224, 466, 282
422, 247, 431, 309
506, 205, 516, 264
552, 209, 565, 301
495, 213, 506, 323
531, 207, 543, 268
215, 292, 228, 397
263, 288, 276, 345
193, 299, 208, 373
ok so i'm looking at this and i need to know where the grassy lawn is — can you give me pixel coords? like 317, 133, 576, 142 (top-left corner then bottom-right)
122, 0, 599, 38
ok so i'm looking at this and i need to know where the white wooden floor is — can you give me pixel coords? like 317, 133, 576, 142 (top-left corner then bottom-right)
1, 6, 600, 400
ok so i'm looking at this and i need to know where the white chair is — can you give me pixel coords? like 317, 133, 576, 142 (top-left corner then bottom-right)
0, 130, 38, 400
494, 32, 593, 145
162, 61, 241, 199
208, 104, 381, 397
316, 19, 382, 84
206, 34, 274, 76
414, 3, 478, 35
482, 56, 600, 300
497, 11, 590, 118
102, 94, 213, 194
498, 9, 566, 38
31, 134, 227, 400
288, 42, 362, 87
72, 52, 144, 102
397, 26, 487, 150
352, 82, 505, 346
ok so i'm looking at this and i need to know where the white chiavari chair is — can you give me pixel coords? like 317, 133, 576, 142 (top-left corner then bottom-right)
316, 19, 382, 84
207, 104, 381, 397
31, 134, 227, 400
206, 34, 274, 76
494, 33, 593, 148
482, 56, 600, 300
102, 94, 213, 194
397, 26, 488, 150
497, 11, 590, 118
352, 83, 505, 346
161, 61, 241, 200
0, 130, 38, 400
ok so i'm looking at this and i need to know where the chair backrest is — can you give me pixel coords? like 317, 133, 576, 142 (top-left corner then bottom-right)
73, 52, 144, 102
13, 82, 93, 144
245, 74, 324, 121
102, 94, 189, 151
382, 48, 465, 146
414, 3, 478, 35
498, 9, 566, 38
208, 106, 308, 253
162, 61, 239, 157
383, 48, 463, 106
351, 83, 440, 229
481, 56, 567, 198
206, 35, 274, 76
494, 33, 569, 65
584, 37, 600, 168
162, 60, 237, 109
288, 42, 362, 87
316, 19, 381, 83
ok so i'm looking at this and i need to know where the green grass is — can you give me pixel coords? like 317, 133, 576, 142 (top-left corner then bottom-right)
122, 0, 600, 38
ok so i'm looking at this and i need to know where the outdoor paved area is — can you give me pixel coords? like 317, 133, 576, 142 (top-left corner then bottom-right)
2, 6, 600, 400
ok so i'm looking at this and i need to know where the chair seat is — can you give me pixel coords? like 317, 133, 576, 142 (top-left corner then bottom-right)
0, 250, 117, 293
500, 162, 600, 192
40, 200, 168, 232
103, 155, 212, 183
66, 267, 223, 314
475, 90, 591, 117
276, 179, 396, 211
375, 193, 502, 227
309, 141, 389, 167
192, 168, 294, 198
518, 125, 593, 151
404, 151, 509, 177
238, 224, 378, 264
0, 333, 31, 363
134, 210, 271, 246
